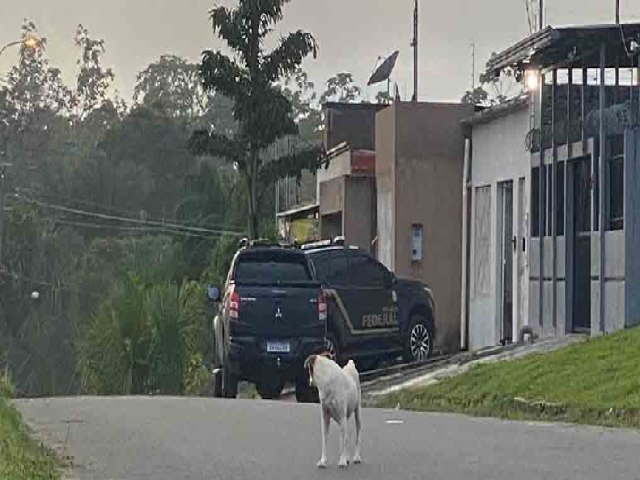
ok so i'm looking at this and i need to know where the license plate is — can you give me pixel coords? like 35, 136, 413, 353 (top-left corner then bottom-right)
267, 341, 290, 353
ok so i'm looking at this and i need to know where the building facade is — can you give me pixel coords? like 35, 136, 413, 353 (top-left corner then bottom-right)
375, 102, 473, 351
462, 97, 532, 350
487, 24, 640, 337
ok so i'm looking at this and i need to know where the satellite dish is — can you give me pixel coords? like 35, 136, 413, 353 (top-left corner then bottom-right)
367, 50, 400, 86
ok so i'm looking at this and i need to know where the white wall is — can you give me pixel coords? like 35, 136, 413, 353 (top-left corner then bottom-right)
468, 106, 531, 350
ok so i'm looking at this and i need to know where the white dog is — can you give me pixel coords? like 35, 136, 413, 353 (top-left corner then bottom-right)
304, 354, 362, 469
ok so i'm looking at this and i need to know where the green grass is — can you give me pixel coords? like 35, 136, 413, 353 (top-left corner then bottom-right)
0, 374, 60, 480
375, 326, 640, 428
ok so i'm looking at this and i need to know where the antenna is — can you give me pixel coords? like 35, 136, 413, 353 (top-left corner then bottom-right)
367, 51, 400, 87
523, 0, 534, 34
471, 43, 475, 89
411, 0, 418, 102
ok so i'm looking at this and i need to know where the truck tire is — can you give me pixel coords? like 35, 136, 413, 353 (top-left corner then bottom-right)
212, 316, 224, 369
403, 314, 434, 362
222, 363, 238, 399
211, 368, 223, 398
257, 381, 283, 400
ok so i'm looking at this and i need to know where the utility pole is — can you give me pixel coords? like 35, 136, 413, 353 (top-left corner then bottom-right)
616, 0, 620, 24
539, 0, 544, 31
411, 0, 418, 102
471, 43, 476, 89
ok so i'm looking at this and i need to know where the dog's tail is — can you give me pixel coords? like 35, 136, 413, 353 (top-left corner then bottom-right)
343, 359, 360, 388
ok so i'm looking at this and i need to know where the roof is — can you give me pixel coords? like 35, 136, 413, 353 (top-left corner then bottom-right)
487, 23, 640, 73
276, 203, 319, 219
321, 102, 388, 112
462, 95, 529, 126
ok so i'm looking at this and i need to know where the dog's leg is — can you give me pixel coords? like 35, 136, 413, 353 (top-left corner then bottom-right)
317, 407, 330, 469
352, 405, 362, 464
337, 411, 349, 469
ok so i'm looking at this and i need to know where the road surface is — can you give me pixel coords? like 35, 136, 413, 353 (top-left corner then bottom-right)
16, 397, 640, 480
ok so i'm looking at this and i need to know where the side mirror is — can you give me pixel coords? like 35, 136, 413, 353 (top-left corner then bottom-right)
207, 285, 221, 302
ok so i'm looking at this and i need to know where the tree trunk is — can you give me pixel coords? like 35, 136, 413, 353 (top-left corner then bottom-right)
245, 157, 260, 239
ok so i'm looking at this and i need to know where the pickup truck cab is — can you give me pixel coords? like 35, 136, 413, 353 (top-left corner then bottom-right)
209, 241, 326, 401
302, 241, 436, 369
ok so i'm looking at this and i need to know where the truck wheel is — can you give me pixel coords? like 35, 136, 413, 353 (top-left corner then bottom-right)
403, 315, 434, 363
222, 363, 238, 399
257, 381, 283, 400
211, 368, 223, 398
212, 316, 224, 369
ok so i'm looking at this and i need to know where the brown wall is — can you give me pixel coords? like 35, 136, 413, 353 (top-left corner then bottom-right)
323, 103, 388, 151
377, 102, 473, 353
343, 176, 376, 253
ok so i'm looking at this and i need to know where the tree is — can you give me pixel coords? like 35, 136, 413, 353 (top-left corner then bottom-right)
461, 65, 522, 107
134, 55, 210, 121
375, 89, 393, 105
72, 25, 115, 120
320, 72, 362, 104
281, 67, 322, 142
189, 0, 324, 239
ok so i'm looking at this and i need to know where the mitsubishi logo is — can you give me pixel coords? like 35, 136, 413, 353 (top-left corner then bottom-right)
275, 306, 283, 320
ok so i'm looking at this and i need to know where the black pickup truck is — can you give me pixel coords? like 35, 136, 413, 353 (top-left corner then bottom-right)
208, 242, 326, 401
302, 241, 436, 370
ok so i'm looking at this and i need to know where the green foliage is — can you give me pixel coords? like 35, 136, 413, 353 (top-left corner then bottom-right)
78, 276, 208, 395
134, 55, 209, 121
320, 72, 362, 104
190, 0, 323, 238
378, 327, 640, 428
0, 396, 60, 480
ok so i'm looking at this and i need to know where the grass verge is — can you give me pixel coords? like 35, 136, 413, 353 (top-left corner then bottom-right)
375, 326, 640, 428
0, 373, 60, 480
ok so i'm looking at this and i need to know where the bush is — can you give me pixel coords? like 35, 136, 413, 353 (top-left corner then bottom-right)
78, 275, 209, 395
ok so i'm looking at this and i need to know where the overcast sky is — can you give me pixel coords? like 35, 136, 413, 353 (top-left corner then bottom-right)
2, 0, 639, 103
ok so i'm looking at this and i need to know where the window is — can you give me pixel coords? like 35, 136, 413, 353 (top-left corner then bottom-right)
234, 252, 311, 284
556, 161, 565, 236
326, 251, 349, 285
349, 254, 386, 287
532, 167, 540, 237
411, 224, 423, 261
311, 255, 330, 282
473, 186, 491, 298
545, 164, 553, 236
608, 135, 624, 231
594, 155, 599, 231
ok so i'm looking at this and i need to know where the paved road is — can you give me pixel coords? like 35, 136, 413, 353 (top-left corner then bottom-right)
16, 397, 640, 480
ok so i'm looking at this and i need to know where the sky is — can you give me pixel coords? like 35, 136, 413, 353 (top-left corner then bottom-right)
1, 0, 640, 104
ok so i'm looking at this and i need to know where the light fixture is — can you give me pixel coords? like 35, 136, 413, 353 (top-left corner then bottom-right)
23, 34, 41, 50
525, 69, 540, 92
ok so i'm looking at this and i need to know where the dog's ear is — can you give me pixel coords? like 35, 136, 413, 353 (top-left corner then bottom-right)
304, 355, 317, 374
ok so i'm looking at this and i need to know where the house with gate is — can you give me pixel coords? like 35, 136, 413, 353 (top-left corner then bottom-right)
466, 23, 640, 343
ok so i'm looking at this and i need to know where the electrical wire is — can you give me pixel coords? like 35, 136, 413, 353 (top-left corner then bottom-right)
52, 218, 221, 240
14, 194, 244, 237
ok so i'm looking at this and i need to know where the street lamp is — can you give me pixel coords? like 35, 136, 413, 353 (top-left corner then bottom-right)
0, 34, 42, 58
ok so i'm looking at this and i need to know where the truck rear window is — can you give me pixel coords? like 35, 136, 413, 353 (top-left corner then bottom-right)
234, 252, 311, 284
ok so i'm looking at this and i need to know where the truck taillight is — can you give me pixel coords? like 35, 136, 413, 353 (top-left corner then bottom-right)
229, 289, 240, 319
318, 291, 327, 322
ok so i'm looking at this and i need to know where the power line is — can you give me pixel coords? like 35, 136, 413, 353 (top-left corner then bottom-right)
14, 194, 244, 237
15, 187, 241, 231
52, 218, 222, 240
